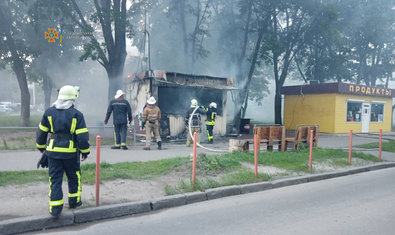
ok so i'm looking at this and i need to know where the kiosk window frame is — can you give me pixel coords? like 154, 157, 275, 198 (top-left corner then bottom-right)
346, 101, 362, 122
370, 103, 384, 123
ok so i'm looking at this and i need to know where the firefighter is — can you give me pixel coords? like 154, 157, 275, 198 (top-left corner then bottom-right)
205, 102, 217, 144
142, 96, 162, 150
104, 89, 132, 150
185, 99, 206, 147
36, 85, 90, 217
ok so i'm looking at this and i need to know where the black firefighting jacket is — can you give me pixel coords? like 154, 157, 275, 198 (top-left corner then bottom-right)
185, 106, 206, 127
205, 107, 217, 125
105, 99, 132, 125
36, 105, 90, 159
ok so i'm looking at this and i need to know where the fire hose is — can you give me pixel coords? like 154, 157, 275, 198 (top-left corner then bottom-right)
188, 106, 228, 153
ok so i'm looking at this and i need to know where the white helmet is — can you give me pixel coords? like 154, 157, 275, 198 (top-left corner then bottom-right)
147, 96, 156, 104
190, 99, 198, 107
209, 102, 217, 109
58, 85, 79, 100
114, 89, 124, 99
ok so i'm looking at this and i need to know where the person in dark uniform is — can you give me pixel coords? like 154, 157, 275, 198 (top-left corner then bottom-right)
205, 102, 217, 144
104, 89, 132, 150
185, 99, 206, 147
36, 85, 90, 217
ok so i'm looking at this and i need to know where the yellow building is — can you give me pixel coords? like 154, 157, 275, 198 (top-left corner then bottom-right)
282, 83, 395, 133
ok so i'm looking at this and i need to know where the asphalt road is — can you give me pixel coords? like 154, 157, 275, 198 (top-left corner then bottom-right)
36, 167, 395, 235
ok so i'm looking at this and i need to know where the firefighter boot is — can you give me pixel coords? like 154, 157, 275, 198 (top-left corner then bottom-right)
143, 146, 150, 150
209, 139, 213, 144
69, 200, 82, 209
50, 205, 63, 217
157, 141, 162, 150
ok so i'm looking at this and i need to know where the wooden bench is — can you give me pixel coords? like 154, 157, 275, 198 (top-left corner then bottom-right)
228, 125, 286, 152
255, 126, 285, 152
283, 125, 319, 151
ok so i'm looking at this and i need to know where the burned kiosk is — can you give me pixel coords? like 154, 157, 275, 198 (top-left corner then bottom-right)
125, 70, 235, 138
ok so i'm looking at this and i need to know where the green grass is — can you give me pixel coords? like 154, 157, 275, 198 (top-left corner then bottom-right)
0, 170, 49, 186
356, 140, 395, 152
0, 113, 42, 127
0, 148, 380, 195
229, 148, 378, 172
0, 157, 190, 187
81, 158, 190, 184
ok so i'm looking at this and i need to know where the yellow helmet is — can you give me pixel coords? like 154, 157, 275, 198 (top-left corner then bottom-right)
58, 85, 79, 100
190, 99, 198, 107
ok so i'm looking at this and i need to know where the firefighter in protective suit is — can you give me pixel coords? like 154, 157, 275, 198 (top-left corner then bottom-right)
205, 102, 217, 144
36, 85, 90, 217
185, 99, 206, 147
142, 96, 162, 150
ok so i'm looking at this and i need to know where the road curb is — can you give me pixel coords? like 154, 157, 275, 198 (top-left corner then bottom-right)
2, 162, 395, 235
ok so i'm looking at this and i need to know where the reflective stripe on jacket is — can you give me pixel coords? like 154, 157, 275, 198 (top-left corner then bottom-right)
205, 107, 217, 125
36, 105, 90, 159
142, 106, 161, 121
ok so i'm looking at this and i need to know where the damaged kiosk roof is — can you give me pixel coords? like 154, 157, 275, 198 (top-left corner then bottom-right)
126, 70, 237, 90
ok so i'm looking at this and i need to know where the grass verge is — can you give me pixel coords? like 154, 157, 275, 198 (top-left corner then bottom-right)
356, 140, 395, 153
0, 148, 380, 195
0, 113, 42, 127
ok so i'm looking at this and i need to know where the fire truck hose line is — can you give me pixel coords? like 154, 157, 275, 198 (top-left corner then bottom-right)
188, 106, 227, 153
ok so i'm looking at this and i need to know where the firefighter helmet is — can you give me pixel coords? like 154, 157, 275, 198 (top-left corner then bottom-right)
58, 85, 79, 100
147, 96, 156, 104
114, 89, 124, 99
209, 102, 217, 109
190, 99, 198, 107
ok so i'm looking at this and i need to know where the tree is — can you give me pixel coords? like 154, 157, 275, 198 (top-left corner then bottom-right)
27, 0, 75, 109
211, 0, 267, 127
0, 0, 32, 126
346, 0, 395, 86
60, 0, 131, 101
256, 0, 313, 124
167, 0, 212, 71
295, 2, 352, 83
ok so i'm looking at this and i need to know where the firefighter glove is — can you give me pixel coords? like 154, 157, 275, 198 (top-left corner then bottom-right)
37, 152, 48, 169
104, 117, 108, 125
81, 153, 89, 161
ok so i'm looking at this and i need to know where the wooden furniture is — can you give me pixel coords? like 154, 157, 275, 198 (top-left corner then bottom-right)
255, 126, 285, 152
283, 125, 319, 151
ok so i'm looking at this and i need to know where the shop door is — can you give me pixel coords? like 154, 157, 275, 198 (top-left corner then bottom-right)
361, 103, 371, 133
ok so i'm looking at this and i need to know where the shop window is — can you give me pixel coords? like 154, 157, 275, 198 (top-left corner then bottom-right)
346, 102, 362, 122
371, 103, 384, 122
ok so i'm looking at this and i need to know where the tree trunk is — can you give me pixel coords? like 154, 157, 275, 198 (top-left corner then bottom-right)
0, 5, 30, 126
14, 63, 30, 126
106, 59, 126, 102
43, 74, 53, 109
274, 85, 282, 125
232, 0, 253, 131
